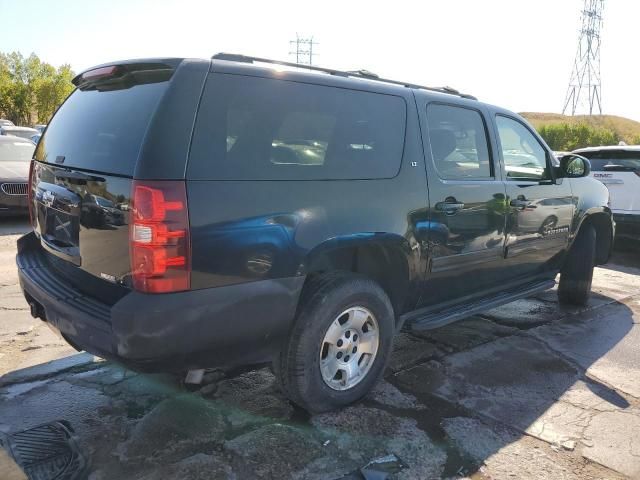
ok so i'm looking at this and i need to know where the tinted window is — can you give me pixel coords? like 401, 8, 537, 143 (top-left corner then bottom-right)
35, 81, 169, 176
496, 116, 549, 181
579, 150, 640, 171
189, 74, 406, 180
0, 139, 35, 162
95, 197, 114, 208
426, 104, 492, 179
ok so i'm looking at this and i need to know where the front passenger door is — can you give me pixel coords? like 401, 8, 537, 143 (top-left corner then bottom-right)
495, 115, 574, 280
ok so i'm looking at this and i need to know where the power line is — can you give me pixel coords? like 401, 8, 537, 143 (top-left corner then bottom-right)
289, 34, 318, 66
562, 0, 605, 116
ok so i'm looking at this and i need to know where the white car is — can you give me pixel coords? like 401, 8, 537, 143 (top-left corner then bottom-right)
574, 145, 640, 239
0, 126, 40, 140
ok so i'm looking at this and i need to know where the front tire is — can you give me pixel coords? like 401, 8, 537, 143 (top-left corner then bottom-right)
276, 272, 394, 413
558, 224, 596, 306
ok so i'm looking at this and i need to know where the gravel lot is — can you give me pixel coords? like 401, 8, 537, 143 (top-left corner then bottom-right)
1, 218, 639, 479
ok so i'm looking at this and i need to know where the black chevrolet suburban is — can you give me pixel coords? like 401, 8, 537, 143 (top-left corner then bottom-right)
17, 54, 614, 412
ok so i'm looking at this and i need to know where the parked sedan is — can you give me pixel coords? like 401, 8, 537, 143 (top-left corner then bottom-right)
0, 136, 33, 216
0, 119, 15, 127
0, 126, 40, 140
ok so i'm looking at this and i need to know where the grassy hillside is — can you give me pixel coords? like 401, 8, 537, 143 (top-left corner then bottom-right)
521, 112, 640, 145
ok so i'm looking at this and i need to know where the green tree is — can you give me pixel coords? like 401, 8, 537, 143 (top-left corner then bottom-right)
0, 51, 74, 125
0, 55, 11, 117
538, 122, 619, 151
35, 64, 74, 122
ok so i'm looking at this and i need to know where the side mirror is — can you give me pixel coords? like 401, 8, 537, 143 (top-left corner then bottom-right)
557, 154, 591, 178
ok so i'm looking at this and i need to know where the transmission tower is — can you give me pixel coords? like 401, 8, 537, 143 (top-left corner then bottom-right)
562, 0, 605, 116
289, 35, 318, 66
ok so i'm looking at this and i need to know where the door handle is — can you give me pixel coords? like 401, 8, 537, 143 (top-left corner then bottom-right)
436, 201, 465, 215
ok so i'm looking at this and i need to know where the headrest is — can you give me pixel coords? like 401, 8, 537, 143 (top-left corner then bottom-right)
430, 129, 456, 161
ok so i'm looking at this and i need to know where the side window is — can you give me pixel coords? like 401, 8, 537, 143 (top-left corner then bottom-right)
188, 74, 407, 180
496, 116, 549, 181
270, 112, 335, 166
426, 104, 492, 180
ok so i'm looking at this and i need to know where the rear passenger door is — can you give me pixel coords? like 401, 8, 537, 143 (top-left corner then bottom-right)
494, 115, 574, 279
418, 103, 508, 307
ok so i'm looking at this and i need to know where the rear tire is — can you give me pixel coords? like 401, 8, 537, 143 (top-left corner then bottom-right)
558, 224, 596, 306
276, 272, 394, 413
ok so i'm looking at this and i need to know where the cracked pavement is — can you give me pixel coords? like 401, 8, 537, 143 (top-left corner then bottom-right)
0, 219, 639, 479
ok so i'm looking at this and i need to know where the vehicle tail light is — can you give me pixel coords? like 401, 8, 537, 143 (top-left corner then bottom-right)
28, 160, 35, 228
130, 180, 190, 293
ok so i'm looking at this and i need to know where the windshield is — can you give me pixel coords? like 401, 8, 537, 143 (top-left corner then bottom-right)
0, 141, 35, 162
580, 151, 640, 171
95, 197, 114, 208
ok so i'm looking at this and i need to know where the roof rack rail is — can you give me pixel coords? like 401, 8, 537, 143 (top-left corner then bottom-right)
211, 53, 477, 100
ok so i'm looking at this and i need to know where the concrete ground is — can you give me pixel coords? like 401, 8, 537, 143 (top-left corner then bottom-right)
1, 218, 639, 479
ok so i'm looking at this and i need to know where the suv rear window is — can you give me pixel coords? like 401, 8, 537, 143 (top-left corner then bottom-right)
188, 74, 406, 180
579, 150, 640, 171
35, 76, 170, 176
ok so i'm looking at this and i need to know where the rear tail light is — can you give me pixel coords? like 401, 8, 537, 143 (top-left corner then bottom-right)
130, 180, 190, 293
28, 160, 35, 228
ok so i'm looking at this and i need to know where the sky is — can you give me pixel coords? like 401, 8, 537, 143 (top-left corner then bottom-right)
1, 0, 638, 121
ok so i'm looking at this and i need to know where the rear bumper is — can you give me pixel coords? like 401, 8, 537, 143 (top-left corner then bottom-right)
17, 232, 304, 372
613, 213, 640, 237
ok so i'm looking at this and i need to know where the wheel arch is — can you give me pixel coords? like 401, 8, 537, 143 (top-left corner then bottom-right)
301, 233, 417, 316
573, 207, 614, 265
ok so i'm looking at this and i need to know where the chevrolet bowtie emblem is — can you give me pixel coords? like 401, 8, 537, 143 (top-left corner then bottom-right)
54, 215, 71, 238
